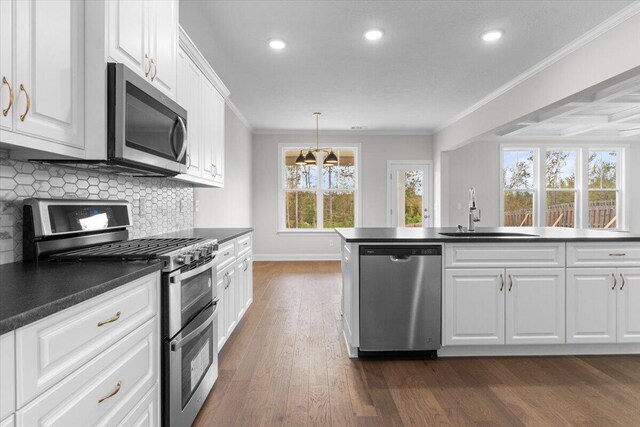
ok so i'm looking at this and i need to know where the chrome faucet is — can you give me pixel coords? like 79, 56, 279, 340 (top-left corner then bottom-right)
468, 187, 481, 232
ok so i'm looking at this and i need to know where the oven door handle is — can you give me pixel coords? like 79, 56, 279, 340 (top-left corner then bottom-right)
170, 257, 216, 283
170, 299, 218, 352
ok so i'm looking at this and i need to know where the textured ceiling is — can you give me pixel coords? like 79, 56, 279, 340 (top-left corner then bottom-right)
179, 0, 633, 133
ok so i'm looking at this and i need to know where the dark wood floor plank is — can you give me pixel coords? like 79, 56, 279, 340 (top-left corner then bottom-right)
193, 261, 640, 427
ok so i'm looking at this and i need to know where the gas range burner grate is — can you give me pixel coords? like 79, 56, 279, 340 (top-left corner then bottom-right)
51, 238, 205, 262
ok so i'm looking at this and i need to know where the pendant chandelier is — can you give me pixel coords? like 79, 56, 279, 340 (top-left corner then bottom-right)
295, 112, 338, 167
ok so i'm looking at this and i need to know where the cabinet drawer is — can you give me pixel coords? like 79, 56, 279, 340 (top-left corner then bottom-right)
217, 241, 236, 272
445, 243, 565, 268
0, 332, 15, 421
16, 272, 159, 406
17, 318, 158, 427
237, 234, 252, 256
567, 243, 640, 267
0, 415, 13, 427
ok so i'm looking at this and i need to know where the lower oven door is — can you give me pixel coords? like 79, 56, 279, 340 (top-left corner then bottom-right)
166, 298, 218, 427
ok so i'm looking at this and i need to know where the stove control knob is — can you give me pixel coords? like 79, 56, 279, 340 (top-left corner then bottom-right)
192, 250, 200, 261
183, 253, 193, 264
176, 255, 186, 265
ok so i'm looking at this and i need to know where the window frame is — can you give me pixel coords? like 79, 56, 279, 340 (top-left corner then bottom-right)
500, 143, 629, 230
278, 143, 362, 234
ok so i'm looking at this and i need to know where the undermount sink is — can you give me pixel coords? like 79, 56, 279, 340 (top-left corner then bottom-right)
438, 232, 539, 237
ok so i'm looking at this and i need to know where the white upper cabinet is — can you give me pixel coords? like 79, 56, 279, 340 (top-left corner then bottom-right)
566, 268, 617, 344
148, 0, 178, 97
1, 0, 84, 157
174, 27, 229, 188
616, 268, 640, 343
0, 0, 13, 133
505, 268, 565, 345
106, 0, 177, 100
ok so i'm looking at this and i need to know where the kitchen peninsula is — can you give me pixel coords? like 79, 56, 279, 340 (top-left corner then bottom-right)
336, 227, 640, 358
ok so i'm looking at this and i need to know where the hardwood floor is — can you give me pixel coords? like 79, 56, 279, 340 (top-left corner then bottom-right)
194, 261, 640, 427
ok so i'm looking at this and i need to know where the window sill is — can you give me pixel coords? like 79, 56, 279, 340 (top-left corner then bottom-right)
277, 229, 339, 236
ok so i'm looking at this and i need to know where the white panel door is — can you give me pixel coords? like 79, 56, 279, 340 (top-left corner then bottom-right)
177, 50, 202, 177
0, 415, 14, 427
0, 332, 15, 421
216, 274, 226, 352
200, 77, 217, 181
505, 268, 565, 345
566, 268, 617, 344
236, 259, 246, 319
617, 268, 640, 343
148, 0, 177, 99
107, 0, 149, 78
444, 269, 505, 346
14, 0, 83, 147
0, 0, 12, 132
244, 255, 253, 309
225, 269, 237, 336
211, 88, 225, 187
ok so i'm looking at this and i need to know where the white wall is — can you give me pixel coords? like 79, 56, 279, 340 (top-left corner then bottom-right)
443, 139, 640, 233
194, 106, 253, 227
252, 134, 433, 258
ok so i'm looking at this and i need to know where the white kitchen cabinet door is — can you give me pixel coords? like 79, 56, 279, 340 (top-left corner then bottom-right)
236, 258, 247, 319
617, 268, 640, 343
14, 0, 83, 147
211, 88, 225, 187
244, 255, 253, 310
566, 268, 617, 344
107, 0, 149, 80
200, 77, 217, 181
225, 269, 237, 336
444, 269, 505, 346
148, 0, 177, 99
0, 0, 12, 133
505, 268, 565, 345
216, 274, 226, 352
177, 50, 202, 177
0, 332, 15, 422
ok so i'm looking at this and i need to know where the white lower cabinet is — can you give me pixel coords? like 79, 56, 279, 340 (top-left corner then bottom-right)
0, 332, 15, 422
505, 269, 565, 345
567, 267, 640, 344
117, 383, 160, 427
16, 318, 158, 427
445, 268, 565, 346
445, 269, 505, 346
216, 234, 253, 353
0, 415, 13, 427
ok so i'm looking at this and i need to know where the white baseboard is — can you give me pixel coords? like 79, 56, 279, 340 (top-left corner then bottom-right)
253, 253, 341, 261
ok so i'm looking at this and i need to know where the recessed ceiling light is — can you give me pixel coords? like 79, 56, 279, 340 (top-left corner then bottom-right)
481, 30, 504, 42
364, 29, 384, 41
268, 39, 286, 50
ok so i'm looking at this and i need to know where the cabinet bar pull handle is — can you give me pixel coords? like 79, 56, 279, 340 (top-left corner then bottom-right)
151, 57, 157, 81
620, 273, 625, 291
499, 274, 504, 292
243, 242, 248, 246
97, 311, 121, 327
224, 252, 230, 256
2, 76, 13, 116
18, 84, 30, 121
508, 274, 513, 292
98, 380, 122, 403
144, 54, 152, 77
611, 273, 617, 291
609, 253, 626, 257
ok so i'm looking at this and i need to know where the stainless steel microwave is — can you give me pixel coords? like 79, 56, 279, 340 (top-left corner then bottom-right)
105, 62, 187, 176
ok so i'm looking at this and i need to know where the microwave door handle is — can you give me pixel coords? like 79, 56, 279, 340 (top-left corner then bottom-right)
170, 300, 218, 351
175, 116, 188, 162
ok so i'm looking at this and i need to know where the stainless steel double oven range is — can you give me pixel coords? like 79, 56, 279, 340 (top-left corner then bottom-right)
23, 198, 218, 427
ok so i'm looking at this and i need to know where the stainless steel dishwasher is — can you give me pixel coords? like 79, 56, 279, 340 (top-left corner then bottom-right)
359, 246, 442, 356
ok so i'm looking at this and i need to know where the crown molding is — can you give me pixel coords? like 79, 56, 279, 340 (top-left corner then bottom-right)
225, 98, 253, 132
252, 128, 433, 136
179, 25, 230, 98
434, 1, 640, 135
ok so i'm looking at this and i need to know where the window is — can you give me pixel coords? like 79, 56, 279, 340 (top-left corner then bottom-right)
501, 145, 627, 230
280, 146, 359, 231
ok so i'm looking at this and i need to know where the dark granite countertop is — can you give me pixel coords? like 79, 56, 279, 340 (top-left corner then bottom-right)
0, 260, 163, 335
151, 227, 253, 244
335, 227, 640, 243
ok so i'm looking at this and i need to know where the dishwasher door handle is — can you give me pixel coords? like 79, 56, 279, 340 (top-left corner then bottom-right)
390, 255, 411, 262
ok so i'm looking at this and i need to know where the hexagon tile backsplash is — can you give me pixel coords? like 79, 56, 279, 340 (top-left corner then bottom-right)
0, 150, 194, 264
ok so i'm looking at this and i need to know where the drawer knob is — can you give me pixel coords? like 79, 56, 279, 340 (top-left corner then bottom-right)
98, 380, 122, 403
224, 252, 230, 256
609, 253, 626, 257
97, 311, 121, 327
